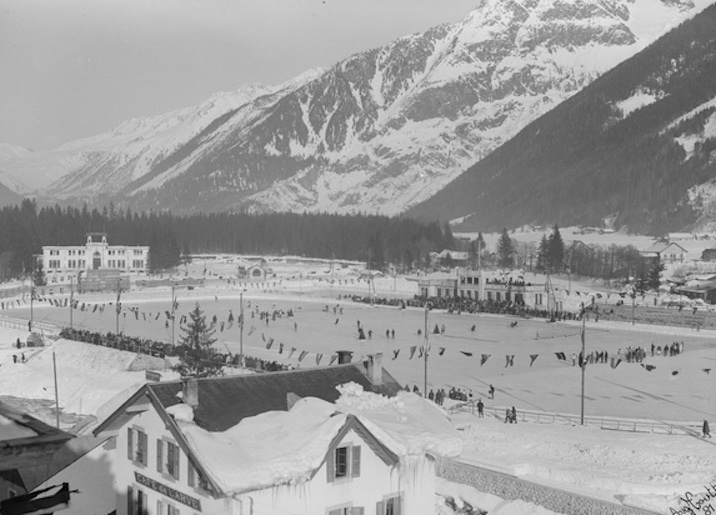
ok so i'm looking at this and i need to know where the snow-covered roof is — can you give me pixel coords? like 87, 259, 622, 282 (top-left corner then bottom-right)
173, 383, 462, 495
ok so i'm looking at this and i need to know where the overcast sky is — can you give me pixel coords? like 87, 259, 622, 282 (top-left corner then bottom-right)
0, 0, 477, 151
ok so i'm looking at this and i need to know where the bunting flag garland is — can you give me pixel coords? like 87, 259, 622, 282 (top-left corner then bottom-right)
480, 354, 490, 366
288, 347, 296, 359
461, 351, 473, 357
505, 355, 515, 367
316, 353, 323, 365
439, 347, 446, 356
279, 343, 284, 354
409, 346, 417, 359
298, 351, 309, 362
555, 352, 566, 361
529, 354, 538, 367
641, 364, 657, 372
329, 355, 338, 366
610, 357, 621, 369
392, 349, 400, 360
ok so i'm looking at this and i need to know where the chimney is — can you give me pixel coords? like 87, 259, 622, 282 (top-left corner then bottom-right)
366, 353, 383, 385
182, 378, 199, 408
336, 350, 353, 364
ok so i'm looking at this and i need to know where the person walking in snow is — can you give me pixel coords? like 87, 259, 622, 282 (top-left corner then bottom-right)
477, 399, 484, 417
704, 419, 711, 438
488, 384, 495, 399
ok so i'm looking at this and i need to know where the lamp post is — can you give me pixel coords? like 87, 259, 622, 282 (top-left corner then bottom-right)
238, 289, 246, 367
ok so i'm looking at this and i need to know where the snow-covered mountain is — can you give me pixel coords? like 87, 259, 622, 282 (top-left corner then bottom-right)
1, 0, 712, 215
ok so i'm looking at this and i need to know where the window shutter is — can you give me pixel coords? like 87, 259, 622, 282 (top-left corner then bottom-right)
174, 445, 180, 481
127, 486, 134, 515
127, 428, 133, 460
140, 431, 148, 466
156, 439, 163, 473
376, 501, 385, 515
351, 445, 361, 478
188, 461, 195, 487
326, 448, 335, 482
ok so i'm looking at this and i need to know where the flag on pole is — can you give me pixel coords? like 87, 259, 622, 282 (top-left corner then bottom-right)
529, 354, 538, 366
298, 351, 308, 362
409, 346, 417, 359
316, 353, 323, 365
392, 349, 400, 360
461, 351, 473, 357
329, 355, 338, 366
288, 347, 296, 359
439, 347, 446, 356
279, 343, 284, 354
505, 355, 515, 367
610, 357, 621, 369
555, 352, 566, 361
480, 354, 490, 366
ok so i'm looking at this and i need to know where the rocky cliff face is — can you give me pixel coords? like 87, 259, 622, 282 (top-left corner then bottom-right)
1, 0, 710, 216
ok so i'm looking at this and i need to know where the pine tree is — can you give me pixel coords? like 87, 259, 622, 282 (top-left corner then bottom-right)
497, 228, 514, 269
173, 303, 222, 378
647, 260, 665, 291
547, 225, 565, 273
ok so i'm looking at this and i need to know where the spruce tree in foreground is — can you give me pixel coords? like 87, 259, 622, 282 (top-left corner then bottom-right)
174, 303, 222, 378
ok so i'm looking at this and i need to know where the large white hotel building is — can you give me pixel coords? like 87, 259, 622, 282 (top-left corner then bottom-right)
41, 233, 149, 284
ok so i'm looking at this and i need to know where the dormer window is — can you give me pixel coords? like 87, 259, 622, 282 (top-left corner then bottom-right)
327, 445, 361, 482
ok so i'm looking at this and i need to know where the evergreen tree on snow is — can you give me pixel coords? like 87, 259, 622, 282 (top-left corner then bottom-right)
497, 228, 514, 269
174, 303, 222, 378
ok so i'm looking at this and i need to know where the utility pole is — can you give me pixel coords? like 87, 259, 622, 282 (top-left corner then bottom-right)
115, 278, 122, 335
29, 277, 34, 332
580, 311, 586, 425
69, 276, 74, 330
171, 284, 176, 346
423, 300, 429, 397
239, 289, 245, 367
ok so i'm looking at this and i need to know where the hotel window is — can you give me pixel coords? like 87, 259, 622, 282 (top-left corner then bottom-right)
328, 507, 364, 515
133, 260, 144, 269
327, 445, 360, 482
118, 260, 126, 268
157, 439, 181, 480
127, 486, 146, 515
127, 427, 148, 466
377, 495, 402, 515
156, 500, 180, 515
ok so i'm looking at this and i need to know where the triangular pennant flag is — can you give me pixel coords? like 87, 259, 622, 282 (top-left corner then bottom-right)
288, 347, 296, 359
392, 349, 400, 360
610, 357, 621, 369
409, 346, 417, 359
461, 351, 473, 357
439, 347, 446, 356
530, 354, 538, 366
641, 364, 656, 372
480, 354, 490, 366
279, 343, 284, 354
316, 353, 323, 365
433, 324, 440, 334
329, 355, 338, 366
555, 352, 566, 361
505, 355, 515, 367
418, 347, 424, 358
298, 350, 309, 362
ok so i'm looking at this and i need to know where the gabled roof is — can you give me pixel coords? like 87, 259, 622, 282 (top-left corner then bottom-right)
644, 241, 687, 254
149, 364, 401, 432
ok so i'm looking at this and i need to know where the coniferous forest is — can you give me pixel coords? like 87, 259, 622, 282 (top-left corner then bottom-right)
0, 200, 453, 280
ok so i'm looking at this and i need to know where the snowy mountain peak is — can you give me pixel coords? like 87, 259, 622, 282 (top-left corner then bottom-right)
2, 0, 713, 215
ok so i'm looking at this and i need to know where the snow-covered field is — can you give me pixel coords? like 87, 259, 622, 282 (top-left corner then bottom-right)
1, 255, 715, 514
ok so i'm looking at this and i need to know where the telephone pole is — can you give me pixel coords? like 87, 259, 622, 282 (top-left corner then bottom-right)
423, 300, 430, 396
580, 311, 586, 425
